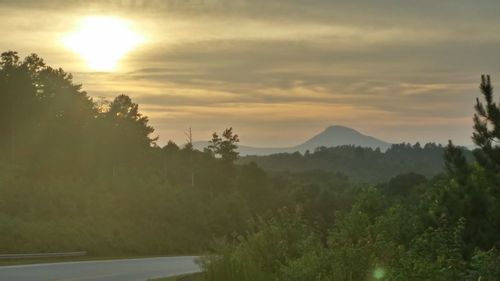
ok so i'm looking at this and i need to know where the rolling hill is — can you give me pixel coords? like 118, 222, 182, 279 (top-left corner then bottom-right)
194, 125, 391, 156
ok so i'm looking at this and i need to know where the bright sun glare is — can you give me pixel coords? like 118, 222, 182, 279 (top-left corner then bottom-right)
63, 16, 144, 71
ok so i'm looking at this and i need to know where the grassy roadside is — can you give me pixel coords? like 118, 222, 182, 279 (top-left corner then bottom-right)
0, 254, 200, 266
150, 272, 203, 281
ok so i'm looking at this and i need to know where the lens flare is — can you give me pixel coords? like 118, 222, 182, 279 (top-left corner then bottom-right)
373, 267, 386, 279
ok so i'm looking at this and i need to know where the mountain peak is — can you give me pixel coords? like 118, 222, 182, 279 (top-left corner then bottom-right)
298, 125, 390, 151
194, 125, 391, 156
324, 125, 361, 134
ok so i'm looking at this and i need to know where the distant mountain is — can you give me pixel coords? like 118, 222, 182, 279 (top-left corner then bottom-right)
295, 125, 391, 152
193, 125, 391, 156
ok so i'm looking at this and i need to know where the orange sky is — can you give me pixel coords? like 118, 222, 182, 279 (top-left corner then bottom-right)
2, 0, 499, 146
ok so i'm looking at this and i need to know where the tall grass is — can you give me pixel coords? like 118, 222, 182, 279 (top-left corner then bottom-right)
202, 252, 275, 281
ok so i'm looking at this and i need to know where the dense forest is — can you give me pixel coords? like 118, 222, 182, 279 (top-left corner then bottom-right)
1, 52, 500, 280
0, 51, 357, 255
0, 51, 276, 255
202, 76, 500, 280
240, 143, 473, 182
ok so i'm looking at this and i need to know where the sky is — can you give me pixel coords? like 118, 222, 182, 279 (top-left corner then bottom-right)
1, 0, 500, 147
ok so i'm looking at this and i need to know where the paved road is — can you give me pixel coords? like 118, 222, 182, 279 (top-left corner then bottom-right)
0, 256, 201, 281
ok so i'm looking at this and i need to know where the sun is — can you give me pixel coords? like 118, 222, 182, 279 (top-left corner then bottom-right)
63, 16, 144, 71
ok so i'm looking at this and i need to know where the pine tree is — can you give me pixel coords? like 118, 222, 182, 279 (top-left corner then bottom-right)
472, 75, 500, 173
444, 140, 470, 184
207, 127, 239, 164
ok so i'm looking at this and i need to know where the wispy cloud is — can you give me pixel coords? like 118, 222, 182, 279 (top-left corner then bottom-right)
1, 0, 498, 146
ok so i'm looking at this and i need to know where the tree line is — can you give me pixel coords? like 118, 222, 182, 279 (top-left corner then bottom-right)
240, 142, 473, 183
0, 51, 264, 254
0, 51, 346, 255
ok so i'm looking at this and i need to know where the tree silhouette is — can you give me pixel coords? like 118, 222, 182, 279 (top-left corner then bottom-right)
96, 94, 156, 176
207, 127, 240, 164
0, 51, 38, 160
473, 75, 500, 173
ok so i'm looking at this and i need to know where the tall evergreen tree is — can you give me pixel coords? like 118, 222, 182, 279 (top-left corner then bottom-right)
207, 127, 240, 164
472, 75, 500, 174
444, 140, 470, 184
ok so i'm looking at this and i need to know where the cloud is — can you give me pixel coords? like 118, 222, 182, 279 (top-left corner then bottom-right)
4, 0, 500, 28
1, 0, 498, 146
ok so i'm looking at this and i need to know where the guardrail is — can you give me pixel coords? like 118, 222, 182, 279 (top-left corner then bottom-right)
0, 251, 87, 260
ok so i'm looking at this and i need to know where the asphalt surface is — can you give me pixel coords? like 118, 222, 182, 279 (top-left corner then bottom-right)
0, 256, 201, 281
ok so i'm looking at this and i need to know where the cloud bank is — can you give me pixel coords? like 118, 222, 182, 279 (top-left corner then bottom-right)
1, 0, 498, 146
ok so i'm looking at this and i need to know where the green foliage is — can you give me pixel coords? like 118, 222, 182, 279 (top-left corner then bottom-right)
202, 76, 500, 280
378, 172, 427, 199
390, 219, 467, 280
444, 141, 470, 184
240, 143, 470, 183
202, 209, 329, 281
328, 209, 374, 280
472, 75, 500, 173
469, 248, 500, 281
